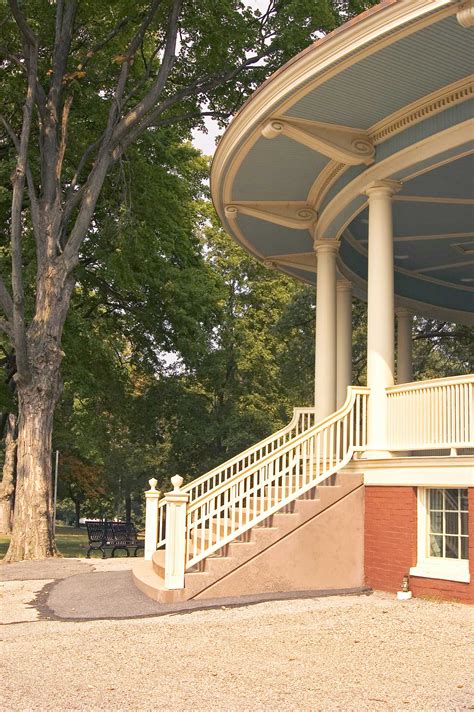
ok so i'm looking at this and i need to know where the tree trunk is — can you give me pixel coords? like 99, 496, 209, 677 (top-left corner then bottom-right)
3, 392, 59, 560
74, 498, 81, 529
0, 414, 17, 534
125, 493, 132, 524
3, 265, 74, 561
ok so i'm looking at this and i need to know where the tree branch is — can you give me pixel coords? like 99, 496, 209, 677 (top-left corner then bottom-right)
0, 114, 41, 254
60, 0, 165, 268
0, 45, 26, 72
8, 0, 37, 47
9, 41, 39, 385
114, 51, 268, 154
111, 0, 182, 147
56, 93, 73, 182
77, 15, 131, 70
0, 318, 13, 340
0, 278, 14, 323
49, 0, 78, 116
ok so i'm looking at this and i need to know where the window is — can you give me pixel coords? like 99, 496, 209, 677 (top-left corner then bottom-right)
410, 488, 470, 583
427, 489, 468, 561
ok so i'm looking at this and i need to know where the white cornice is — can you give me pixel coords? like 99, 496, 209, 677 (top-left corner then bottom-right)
369, 77, 473, 145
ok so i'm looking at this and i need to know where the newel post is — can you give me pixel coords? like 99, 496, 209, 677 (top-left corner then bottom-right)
144, 478, 161, 561
164, 475, 189, 590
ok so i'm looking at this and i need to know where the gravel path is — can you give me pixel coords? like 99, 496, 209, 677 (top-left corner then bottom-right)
2, 592, 473, 711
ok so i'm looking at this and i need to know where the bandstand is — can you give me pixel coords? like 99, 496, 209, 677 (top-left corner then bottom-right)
135, 0, 474, 604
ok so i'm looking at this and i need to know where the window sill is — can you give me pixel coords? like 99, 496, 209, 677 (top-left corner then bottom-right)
410, 560, 470, 584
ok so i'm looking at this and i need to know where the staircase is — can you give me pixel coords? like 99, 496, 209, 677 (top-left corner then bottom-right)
133, 387, 369, 602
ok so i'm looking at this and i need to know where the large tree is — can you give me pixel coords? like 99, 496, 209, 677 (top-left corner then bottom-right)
1, 0, 363, 560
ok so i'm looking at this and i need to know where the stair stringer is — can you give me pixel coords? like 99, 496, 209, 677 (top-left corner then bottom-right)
192, 470, 364, 600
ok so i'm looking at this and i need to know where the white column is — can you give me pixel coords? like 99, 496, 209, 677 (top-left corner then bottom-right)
364, 180, 400, 457
314, 240, 339, 420
396, 308, 414, 384
336, 280, 353, 408
144, 478, 161, 560
164, 475, 189, 589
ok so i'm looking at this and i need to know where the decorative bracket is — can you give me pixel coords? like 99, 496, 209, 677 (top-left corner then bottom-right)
224, 201, 317, 230
262, 117, 375, 166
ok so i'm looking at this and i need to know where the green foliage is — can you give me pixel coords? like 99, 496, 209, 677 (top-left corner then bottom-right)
153, 205, 316, 481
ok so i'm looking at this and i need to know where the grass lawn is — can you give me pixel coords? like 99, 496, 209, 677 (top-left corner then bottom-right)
0, 525, 94, 559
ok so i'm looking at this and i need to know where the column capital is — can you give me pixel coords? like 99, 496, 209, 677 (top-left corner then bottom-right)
395, 307, 415, 319
313, 238, 340, 254
363, 179, 402, 198
457, 1, 474, 27
336, 279, 352, 293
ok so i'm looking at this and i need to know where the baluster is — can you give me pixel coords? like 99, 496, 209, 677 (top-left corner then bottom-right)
455, 384, 460, 446
322, 428, 327, 475
469, 383, 473, 444
316, 432, 321, 480
207, 494, 214, 551
191, 509, 197, 562
348, 400, 353, 451
444, 385, 448, 446
463, 383, 468, 444
355, 394, 360, 447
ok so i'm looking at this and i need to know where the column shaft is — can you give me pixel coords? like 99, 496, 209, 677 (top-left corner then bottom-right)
336, 280, 353, 408
397, 309, 414, 384
365, 181, 399, 456
314, 241, 338, 420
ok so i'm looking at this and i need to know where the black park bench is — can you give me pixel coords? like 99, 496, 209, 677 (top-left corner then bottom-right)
85, 521, 144, 559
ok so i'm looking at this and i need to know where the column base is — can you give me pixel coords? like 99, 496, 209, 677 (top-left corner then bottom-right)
360, 450, 393, 460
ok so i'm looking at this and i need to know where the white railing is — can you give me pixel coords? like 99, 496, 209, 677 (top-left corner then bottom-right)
184, 387, 368, 570
387, 374, 474, 451
155, 407, 318, 549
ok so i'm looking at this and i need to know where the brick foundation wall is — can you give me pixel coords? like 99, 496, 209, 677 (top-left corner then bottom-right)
364, 486, 473, 604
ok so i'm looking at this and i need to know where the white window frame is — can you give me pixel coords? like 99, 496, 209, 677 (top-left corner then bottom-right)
410, 488, 470, 584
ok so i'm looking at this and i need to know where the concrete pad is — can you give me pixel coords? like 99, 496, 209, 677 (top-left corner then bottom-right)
0, 558, 93, 582
1, 579, 53, 624
44, 571, 165, 619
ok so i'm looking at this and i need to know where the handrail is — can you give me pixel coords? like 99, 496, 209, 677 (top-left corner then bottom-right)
387, 373, 474, 450
387, 374, 474, 393
184, 387, 369, 569
182, 407, 318, 499
156, 406, 317, 548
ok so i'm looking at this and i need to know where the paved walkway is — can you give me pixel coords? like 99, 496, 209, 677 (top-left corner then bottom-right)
1, 557, 368, 622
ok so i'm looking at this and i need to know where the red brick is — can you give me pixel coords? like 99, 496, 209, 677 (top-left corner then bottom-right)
365, 486, 473, 604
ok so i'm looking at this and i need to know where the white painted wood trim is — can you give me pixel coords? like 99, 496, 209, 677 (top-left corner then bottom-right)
410, 487, 471, 583
364, 468, 474, 486
410, 562, 470, 583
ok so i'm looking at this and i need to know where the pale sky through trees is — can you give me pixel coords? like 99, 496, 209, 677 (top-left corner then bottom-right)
192, 0, 269, 156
